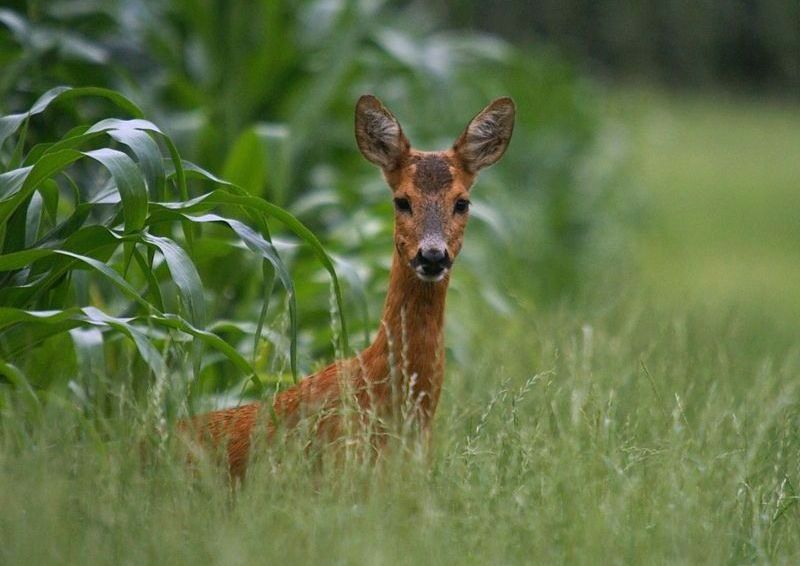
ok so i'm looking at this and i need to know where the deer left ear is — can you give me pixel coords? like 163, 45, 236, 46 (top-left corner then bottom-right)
453, 97, 515, 173
355, 95, 410, 171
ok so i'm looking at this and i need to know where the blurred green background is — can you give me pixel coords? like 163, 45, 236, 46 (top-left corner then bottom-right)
1, 1, 799, 563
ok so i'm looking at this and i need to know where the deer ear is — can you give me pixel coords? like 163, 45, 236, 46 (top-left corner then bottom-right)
453, 97, 515, 173
355, 95, 410, 170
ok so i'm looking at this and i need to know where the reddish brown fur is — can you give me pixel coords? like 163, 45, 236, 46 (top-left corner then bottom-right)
181, 96, 514, 480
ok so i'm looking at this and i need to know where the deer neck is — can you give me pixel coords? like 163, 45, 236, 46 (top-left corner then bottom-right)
360, 251, 449, 416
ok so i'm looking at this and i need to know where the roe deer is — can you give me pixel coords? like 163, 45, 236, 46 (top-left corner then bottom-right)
183, 95, 515, 479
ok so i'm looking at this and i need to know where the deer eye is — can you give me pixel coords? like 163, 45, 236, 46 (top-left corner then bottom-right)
453, 198, 470, 215
394, 197, 412, 214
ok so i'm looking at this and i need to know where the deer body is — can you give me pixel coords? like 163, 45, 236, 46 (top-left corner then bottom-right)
184, 96, 515, 479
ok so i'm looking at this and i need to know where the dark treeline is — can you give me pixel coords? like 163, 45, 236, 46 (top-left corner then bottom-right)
434, 0, 800, 93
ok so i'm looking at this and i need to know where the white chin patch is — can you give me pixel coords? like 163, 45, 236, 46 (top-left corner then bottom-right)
415, 269, 447, 283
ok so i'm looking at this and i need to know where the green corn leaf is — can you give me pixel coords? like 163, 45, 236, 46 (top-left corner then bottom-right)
38, 179, 59, 228
87, 118, 165, 135
0, 87, 70, 149
28, 131, 105, 164
132, 247, 165, 312
0, 248, 53, 271
0, 165, 33, 201
2, 195, 32, 254
107, 128, 166, 201
0, 150, 84, 228
140, 233, 206, 328
8, 113, 29, 169
84, 148, 148, 232
25, 191, 43, 247
0, 86, 143, 149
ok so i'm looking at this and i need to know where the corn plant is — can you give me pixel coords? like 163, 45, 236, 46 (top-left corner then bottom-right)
0, 86, 348, 412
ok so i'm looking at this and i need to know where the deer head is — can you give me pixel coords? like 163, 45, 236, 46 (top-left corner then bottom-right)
355, 95, 515, 282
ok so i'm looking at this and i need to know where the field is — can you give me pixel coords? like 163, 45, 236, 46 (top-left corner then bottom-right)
1, 87, 798, 564
614, 88, 800, 325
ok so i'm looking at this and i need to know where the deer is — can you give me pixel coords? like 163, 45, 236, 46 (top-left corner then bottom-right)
182, 95, 515, 480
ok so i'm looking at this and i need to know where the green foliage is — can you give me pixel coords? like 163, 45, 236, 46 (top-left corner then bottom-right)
0, 86, 350, 411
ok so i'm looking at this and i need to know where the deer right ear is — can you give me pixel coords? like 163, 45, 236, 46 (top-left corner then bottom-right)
453, 97, 515, 173
355, 95, 410, 170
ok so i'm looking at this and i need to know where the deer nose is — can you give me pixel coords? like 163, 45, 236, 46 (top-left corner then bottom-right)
417, 247, 451, 273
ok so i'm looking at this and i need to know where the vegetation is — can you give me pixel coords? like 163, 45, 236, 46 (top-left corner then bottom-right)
0, 86, 350, 413
1, 1, 799, 564
2, 282, 799, 563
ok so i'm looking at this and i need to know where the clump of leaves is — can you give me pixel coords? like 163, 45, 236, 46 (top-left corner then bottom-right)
0, 86, 348, 414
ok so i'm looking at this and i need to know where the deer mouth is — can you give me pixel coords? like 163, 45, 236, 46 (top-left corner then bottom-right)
413, 264, 448, 282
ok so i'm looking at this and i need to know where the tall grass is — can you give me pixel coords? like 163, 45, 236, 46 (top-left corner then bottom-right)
1, 297, 798, 563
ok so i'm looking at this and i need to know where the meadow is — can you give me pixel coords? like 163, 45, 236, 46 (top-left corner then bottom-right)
2, 2, 800, 563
